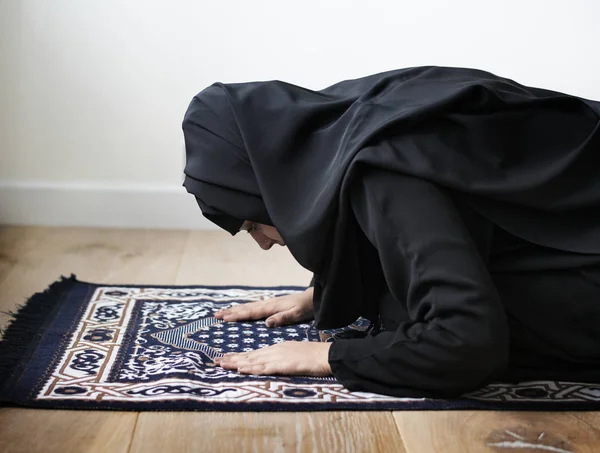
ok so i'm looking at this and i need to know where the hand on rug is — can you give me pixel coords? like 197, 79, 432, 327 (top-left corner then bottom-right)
214, 341, 332, 377
214, 288, 314, 327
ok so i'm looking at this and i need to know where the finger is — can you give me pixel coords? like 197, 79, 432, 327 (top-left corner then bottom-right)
220, 356, 259, 372
239, 358, 303, 376
237, 343, 287, 360
213, 310, 226, 319
218, 302, 276, 322
219, 354, 246, 365
216, 307, 253, 321
231, 347, 272, 360
238, 363, 268, 375
220, 353, 256, 368
219, 353, 243, 363
219, 360, 239, 371
265, 308, 301, 327
214, 301, 259, 317
214, 305, 247, 318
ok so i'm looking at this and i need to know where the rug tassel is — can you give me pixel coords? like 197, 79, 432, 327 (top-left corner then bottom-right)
0, 274, 78, 394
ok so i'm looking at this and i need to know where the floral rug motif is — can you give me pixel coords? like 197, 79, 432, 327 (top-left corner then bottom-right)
1, 276, 598, 411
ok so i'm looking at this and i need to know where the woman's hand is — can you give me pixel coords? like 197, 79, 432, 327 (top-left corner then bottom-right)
214, 288, 314, 327
214, 341, 332, 377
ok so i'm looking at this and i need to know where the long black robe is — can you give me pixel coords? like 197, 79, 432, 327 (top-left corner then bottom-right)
326, 168, 600, 398
182, 65, 600, 398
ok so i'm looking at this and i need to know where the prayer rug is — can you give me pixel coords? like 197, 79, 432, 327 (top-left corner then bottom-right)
1, 276, 599, 411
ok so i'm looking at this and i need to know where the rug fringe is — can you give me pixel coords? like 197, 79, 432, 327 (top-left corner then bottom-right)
0, 274, 78, 395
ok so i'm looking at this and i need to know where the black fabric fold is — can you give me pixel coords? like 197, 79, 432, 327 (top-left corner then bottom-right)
182, 65, 600, 331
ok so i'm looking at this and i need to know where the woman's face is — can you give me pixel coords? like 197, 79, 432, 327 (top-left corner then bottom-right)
240, 221, 285, 250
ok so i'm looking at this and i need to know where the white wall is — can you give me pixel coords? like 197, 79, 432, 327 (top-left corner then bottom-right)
1, 0, 599, 228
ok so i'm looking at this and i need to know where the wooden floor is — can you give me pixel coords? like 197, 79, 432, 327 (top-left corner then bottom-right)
0, 226, 599, 453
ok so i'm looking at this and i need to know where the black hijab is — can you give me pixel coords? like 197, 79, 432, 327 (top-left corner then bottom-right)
183, 65, 600, 328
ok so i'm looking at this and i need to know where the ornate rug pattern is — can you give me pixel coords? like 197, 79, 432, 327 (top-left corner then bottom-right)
1, 276, 599, 411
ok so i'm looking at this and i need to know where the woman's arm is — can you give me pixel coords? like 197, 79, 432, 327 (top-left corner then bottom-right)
328, 169, 509, 398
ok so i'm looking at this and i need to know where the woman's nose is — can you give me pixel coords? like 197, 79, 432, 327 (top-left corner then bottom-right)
260, 240, 274, 250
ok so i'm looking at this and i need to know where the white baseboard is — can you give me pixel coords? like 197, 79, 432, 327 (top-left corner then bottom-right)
0, 180, 219, 229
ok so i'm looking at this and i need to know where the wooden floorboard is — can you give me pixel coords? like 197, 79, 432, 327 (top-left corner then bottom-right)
0, 226, 598, 453
130, 412, 405, 453
394, 411, 600, 453
0, 408, 137, 453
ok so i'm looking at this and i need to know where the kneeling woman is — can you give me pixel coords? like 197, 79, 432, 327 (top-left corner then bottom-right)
182, 66, 600, 398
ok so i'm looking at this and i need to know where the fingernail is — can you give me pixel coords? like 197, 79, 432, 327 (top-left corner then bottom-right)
265, 320, 273, 327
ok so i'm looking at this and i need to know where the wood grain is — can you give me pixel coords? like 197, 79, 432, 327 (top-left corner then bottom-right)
394, 411, 600, 453
130, 411, 405, 453
0, 408, 137, 453
572, 411, 600, 430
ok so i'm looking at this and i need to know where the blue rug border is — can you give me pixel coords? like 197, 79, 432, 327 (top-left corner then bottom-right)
1, 275, 599, 411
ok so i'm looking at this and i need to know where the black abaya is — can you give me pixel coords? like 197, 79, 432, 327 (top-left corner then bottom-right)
327, 168, 600, 398
181, 66, 600, 397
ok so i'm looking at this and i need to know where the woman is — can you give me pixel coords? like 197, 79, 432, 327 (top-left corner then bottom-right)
182, 66, 600, 398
